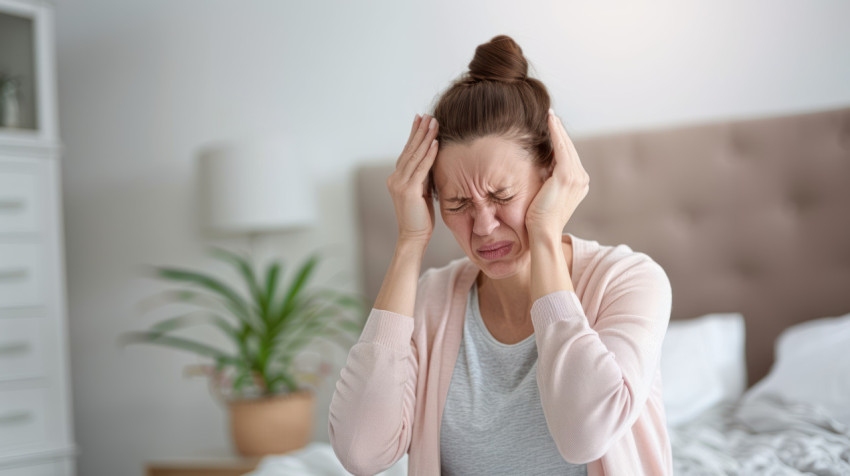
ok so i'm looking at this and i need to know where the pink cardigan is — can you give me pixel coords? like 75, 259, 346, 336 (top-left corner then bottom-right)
328, 232, 673, 475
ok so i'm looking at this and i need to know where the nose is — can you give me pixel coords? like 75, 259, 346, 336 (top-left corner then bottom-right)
472, 203, 499, 236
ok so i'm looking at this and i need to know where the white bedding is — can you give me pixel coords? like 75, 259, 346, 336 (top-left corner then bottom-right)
661, 312, 747, 427
245, 441, 407, 476
743, 312, 850, 428
670, 394, 850, 475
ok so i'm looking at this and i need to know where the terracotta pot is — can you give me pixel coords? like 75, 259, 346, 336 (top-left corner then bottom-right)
228, 390, 316, 457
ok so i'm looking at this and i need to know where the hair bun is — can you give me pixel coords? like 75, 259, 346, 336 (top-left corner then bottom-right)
467, 34, 528, 83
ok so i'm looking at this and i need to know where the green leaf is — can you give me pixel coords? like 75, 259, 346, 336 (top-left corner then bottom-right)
271, 309, 339, 355
148, 311, 252, 360
154, 266, 261, 332
264, 262, 282, 316
119, 331, 240, 365
135, 289, 231, 315
150, 310, 238, 337
209, 247, 267, 322
279, 254, 320, 320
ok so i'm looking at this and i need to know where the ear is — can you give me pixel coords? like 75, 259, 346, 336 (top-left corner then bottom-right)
544, 149, 556, 176
540, 161, 554, 180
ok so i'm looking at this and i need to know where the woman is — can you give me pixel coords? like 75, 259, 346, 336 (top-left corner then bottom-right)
329, 35, 673, 476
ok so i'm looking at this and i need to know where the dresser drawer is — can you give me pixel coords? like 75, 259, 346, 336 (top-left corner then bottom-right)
0, 243, 43, 310
0, 319, 47, 381
0, 458, 72, 476
0, 164, 44, 235
0, 388, 48, 452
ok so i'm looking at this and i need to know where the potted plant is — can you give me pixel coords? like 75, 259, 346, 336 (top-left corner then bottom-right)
120, 247, 365, 456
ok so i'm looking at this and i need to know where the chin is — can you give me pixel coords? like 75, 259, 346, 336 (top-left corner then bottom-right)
472, 254, 524, 281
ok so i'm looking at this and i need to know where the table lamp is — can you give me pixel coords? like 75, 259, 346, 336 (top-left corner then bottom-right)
197, 139, 318, 237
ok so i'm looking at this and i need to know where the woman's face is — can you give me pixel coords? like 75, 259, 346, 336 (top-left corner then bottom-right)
433, 135, 547, 280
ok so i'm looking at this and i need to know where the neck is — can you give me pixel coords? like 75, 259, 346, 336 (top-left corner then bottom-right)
476, 251, 533, 326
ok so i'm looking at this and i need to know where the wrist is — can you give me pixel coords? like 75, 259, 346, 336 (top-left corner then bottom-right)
394, 238, 429, 260
529, 235, 565, 263
528, 228, 563, 249
529, 229, 573, 300
374, 238, 427, 317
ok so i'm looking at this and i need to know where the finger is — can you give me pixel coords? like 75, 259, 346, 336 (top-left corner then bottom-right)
408, 114, 434, 156
401, 118, 438, 180
398, 114, 425, 167
549, 112, 581, 167
398, 114, 435, 172
549, 113, 589, 184
397, 113, 422, 167
548, 110, 567, 155
411, 138, 438, 186
554, 114, 579, 156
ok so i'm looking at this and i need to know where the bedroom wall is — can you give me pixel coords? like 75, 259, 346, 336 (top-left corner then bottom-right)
53, 0, 850, 475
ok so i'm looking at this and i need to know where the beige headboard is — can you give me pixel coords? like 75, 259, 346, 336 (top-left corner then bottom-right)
355, 106, 850, 388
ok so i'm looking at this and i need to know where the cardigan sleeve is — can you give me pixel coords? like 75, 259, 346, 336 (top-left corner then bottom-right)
327, 305, 419, 476
530, 257, 672, 464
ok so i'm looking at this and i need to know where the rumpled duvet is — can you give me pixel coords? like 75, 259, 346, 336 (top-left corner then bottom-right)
670, 394, 850, 475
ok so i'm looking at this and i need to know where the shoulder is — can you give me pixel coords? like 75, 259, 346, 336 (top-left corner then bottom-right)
579, 235, 671, 299
410, 257, 477, 334
572, 237, 672, 334
416, 257, 477, 300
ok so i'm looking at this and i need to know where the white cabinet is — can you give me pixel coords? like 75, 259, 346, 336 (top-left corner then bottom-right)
0, 0, 77, 474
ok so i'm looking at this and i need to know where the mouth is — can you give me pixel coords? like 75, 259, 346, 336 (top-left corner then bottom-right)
476, 241, 513, 260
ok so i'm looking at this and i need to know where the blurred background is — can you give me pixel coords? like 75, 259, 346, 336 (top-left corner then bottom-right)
1, 0, 848, 475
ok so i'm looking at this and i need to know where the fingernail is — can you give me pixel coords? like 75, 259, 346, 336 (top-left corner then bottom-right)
415, 113, 421, 121
548, 108, 554, 116
429, 118, 437, 130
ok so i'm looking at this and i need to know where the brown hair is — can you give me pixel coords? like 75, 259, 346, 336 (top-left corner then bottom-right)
428, 34, 554, 198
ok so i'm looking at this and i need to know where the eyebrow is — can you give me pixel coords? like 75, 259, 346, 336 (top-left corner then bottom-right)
444, 188, 511, 203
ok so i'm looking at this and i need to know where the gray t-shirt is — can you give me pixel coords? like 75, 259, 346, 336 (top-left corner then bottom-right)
439, 283, 588, 475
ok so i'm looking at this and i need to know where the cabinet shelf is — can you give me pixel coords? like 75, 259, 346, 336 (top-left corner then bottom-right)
0, 10, 38, 131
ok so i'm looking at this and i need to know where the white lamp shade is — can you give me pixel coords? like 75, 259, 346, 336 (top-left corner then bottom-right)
198, 139, 318, 233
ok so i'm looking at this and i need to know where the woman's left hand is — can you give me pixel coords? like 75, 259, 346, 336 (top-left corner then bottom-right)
526, 109, 590, 240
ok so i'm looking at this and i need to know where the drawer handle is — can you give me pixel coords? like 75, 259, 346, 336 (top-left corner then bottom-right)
0, 198, 25, 211
0, 410, 33, 425
0, 268, 29, 281
0, 340, 31, 355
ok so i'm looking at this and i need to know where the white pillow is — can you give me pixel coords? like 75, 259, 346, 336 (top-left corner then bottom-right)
743, 312, 850, 427
660, 312, 747, 427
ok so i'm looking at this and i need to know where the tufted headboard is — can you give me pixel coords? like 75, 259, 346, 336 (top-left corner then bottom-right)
355, 106, 850, 387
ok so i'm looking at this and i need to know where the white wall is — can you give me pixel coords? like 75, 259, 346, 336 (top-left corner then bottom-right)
53, 0, 850, 474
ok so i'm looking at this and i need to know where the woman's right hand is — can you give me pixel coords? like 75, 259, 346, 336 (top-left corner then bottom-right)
387, 113, 440, 247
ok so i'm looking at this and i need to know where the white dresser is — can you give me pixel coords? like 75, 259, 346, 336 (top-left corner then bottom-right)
0, 0, 78, 474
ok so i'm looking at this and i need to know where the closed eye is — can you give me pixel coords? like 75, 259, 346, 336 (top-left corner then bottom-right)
445, 195, 514, 212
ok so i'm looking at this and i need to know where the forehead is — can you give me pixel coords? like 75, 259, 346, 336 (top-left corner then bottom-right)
433, 135, 533, 190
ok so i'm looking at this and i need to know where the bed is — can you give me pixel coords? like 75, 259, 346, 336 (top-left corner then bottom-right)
249, 106, 850, 475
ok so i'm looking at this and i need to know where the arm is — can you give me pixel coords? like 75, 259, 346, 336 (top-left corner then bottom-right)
525, 109, 671, 462
530, 257, 672, 463
327, 243, 426, 475
328, 113, 439, 475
